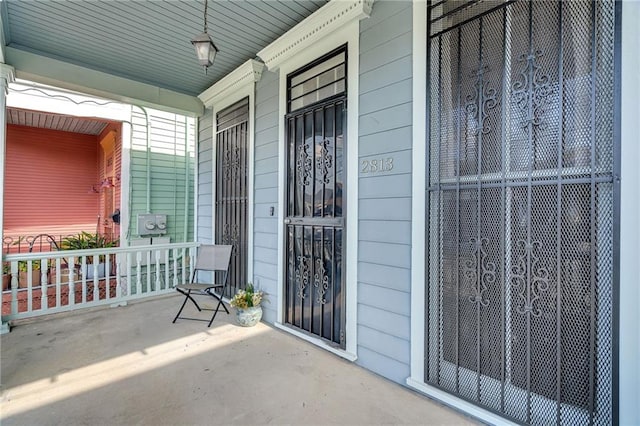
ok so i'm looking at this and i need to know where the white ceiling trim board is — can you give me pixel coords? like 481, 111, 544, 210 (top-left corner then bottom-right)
6, 47, 204, 116
257, 0, 374, 71
198, 59, 264, 108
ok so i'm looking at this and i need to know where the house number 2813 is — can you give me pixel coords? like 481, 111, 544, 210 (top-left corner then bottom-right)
361, 157, 394, 174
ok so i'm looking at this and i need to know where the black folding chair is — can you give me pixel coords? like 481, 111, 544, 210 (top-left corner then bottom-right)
172, 244, 233, 327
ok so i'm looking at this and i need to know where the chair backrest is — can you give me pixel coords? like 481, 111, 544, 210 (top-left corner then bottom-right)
194, 244, 232, 272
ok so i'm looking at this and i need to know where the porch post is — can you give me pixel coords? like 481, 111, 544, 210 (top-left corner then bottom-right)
0, 64, 15, 334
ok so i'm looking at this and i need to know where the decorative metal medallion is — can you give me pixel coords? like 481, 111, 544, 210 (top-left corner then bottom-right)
465, 65, 499, 136
222, 148, 242, 180
463, 237, 495, 307
295, 255, 310, 299
221, 223, 231, 245
230, 224, 240, 257
511, 49, 553, 129
316, 139, 333, 184
296, 143, 312, 187
511, 239, 550, 317
314, 258, 329, 304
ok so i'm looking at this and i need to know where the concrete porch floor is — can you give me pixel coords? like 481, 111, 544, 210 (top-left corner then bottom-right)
1, 295, 477, 425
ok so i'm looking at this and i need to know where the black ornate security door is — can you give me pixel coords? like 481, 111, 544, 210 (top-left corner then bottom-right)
425, 1, 617, 425
215, 98, 248, 298
284, 47, 347, 348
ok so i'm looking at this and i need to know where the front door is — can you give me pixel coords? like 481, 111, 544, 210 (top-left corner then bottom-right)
215, 98, 249, 298
425, 1, 617, 425
284, 47, 347, 348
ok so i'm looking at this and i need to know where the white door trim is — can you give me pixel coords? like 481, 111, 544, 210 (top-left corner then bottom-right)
409, 0, 428, 385
199, 60, 264, 284
273, 20, 360, 359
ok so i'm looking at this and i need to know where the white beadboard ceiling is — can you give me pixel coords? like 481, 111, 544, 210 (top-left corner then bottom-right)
2, 1, 327, 97
7, 108, 110, 135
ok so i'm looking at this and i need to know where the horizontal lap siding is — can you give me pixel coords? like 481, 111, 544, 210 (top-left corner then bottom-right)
197, 108, 214, 244
253, 70, 280, 323
3, 125, 99, 241
129, 109, 195, 244
356, 0, 413, 384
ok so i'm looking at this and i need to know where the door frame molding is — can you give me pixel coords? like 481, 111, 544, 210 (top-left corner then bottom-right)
199, 59, 264, 286
273, 20, 360, 361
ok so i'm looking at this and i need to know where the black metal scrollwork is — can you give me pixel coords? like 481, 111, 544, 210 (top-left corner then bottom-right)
314, 258, 329, 304
316, 139, 333, 184
221, 223, 231, 245
511, 50, 553, 129
295, 255, 310, 299
465, 65, 499, 136
222, 148, 241, 180
463, 237, 494, 307
511, 239, 550, 317
296, 144, 312, 187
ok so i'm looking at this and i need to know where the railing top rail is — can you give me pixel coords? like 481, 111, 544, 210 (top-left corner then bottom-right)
3, 242, 200, 262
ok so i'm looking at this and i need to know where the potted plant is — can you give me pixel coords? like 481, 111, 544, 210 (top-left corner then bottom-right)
61, 231, 119, 279
18, 260, 41, 288
230, 283, 265, 327
2, 263, 10, 291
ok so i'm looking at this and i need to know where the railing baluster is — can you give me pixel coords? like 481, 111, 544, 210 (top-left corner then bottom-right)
105, 253, 111, 301
10, 261, 18, 315
40, 258, 48, 312
26, 260, 33, 313
92, 255, 99, 303
81, 256, 87, 304
55, 258, 61, 308
68, 256, 76, 308
116, 255, 122, 299
154, 249, 161, 292
136, 250, 142, 295
126, 252, 132, 297
173, 251, 178, 288
146, 250, 152, 293
164, 249, 170, 290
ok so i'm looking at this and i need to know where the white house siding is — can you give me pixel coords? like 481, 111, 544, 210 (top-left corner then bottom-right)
356, 0, 414, 384
197, 108, 214, 244
252, 69, 280, 324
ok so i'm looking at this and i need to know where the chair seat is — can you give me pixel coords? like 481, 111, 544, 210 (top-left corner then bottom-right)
176, 283, 224, 291
172, 244, 233, 327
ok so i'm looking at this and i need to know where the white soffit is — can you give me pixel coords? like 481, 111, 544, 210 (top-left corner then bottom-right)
7, 108, 109, 135
257, 0, 374, 71
198, 59, 264, 108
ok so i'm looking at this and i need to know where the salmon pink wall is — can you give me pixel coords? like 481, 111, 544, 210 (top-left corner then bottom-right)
96, 122, 122, 240
3, 125, 100, 242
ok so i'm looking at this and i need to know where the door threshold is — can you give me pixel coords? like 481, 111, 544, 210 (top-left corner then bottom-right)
406, 378, 519, 426
274, 322, 357, 362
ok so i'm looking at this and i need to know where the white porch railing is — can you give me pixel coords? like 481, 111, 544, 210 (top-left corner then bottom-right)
2, 242, 199, 322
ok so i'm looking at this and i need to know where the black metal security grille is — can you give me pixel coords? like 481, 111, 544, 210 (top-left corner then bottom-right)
425, 1, 617, 425
284, 47, 347, 347
215, 98, 249, 298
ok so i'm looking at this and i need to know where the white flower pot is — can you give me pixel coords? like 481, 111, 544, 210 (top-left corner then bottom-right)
81, 263, 106, 280
235, 306, 262, 327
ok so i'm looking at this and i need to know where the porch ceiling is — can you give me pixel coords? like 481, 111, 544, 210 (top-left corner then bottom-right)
1, 0, 326, 108
7, 107, 109, 135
